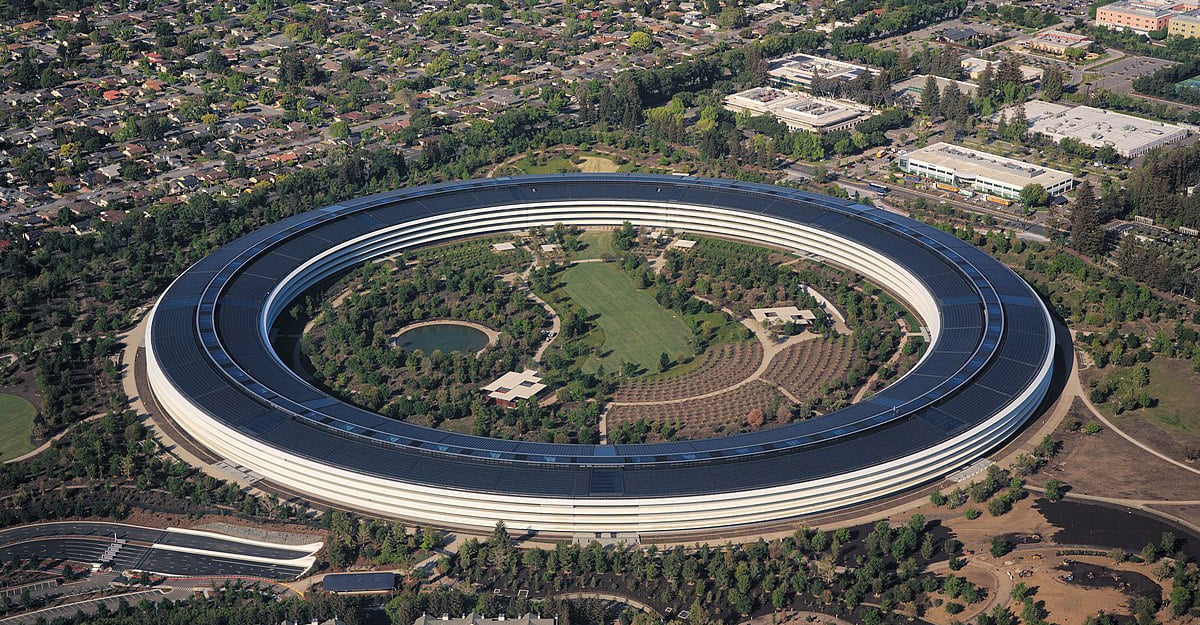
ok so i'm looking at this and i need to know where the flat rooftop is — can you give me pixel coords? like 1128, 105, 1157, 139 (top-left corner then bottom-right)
892, 75, 978, 99
1014, 101, 1189, 155
724, 87, 870, 129
1172, 7, 1200, 21
1030, 30, 1093, 47
322, 572, 396, 593
961, 58, 1043, 82
767, 53, 874, 83
414, 615, 554, 625
1099, 0, 1176, 16
903, 142, 1074, 190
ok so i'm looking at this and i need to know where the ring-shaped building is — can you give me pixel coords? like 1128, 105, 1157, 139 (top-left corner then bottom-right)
145, 174, 1056, 534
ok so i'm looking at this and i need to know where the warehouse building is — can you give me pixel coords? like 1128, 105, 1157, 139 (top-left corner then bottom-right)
1009, 101, 1189, 158
724, 87, 874, 133
899, 142, 1075, 200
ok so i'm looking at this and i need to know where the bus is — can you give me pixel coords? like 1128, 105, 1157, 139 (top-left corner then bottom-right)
867, 182, 890, 195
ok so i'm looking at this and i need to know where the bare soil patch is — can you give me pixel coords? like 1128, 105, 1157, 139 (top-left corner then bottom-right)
1045, 400, 1200, 501
576, 156, 619, 172
1035, 558, 1152, 625
1146, 504, 1200, 530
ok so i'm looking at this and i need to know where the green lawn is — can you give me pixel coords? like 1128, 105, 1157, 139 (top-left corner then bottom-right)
0, 393, 36, 460
1117, 358, 1200, 433
560, 263, 695, 373
515, 156, 580, 174
574, 231, 618, 260
1089, 357, 1200, 460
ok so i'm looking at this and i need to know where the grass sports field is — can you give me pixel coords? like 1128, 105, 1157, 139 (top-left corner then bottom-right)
560, 262, 694, 373
0, 393, 36, 460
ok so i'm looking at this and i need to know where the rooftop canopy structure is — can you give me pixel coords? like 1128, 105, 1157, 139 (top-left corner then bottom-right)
482, 370, 547, 409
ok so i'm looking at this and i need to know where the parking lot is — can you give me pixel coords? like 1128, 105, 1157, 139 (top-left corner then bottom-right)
1086, 55, 1178, 94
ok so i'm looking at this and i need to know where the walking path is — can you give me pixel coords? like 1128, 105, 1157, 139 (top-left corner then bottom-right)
608, 329, 815, 407
507, 255, 562, 363
1062, 331, 1200, 477
4, 412, 104, 465
543, 591, 662, 617
851, 333, 911, 404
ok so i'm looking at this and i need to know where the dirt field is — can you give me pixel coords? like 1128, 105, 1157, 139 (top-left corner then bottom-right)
577, 155, 619, 172
1045, 402, 1200, 501
1147, 504, 1200, 530
926, 498, 1177, 625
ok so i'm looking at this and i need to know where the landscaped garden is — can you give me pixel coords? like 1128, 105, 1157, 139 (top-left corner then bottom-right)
281, 225, 909, 444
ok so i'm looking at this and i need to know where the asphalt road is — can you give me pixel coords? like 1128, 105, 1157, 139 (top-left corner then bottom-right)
0, 522, 316, 581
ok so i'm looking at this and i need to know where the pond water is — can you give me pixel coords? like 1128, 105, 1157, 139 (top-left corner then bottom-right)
394, 323, 489, 354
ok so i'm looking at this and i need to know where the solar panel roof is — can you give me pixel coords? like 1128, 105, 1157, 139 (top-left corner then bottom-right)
148, 174, 1054, 498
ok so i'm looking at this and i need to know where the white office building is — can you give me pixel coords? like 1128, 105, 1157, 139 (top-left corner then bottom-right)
724, 87, 874, 133
767, 53, 877, 91
899, 142, 1075, 200
1008, 101, 1189, 158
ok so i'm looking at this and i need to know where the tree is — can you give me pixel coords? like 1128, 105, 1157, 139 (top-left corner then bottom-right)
746, 408, 765, 429
1041, 65, 1064, 101
1019, 183, 1050, 208
941, 82, 969, 130
329, 120, 351, 139
628, 31, 652, 51
717, 6, 748, 28
1044, 479, 1064, 502
659, 351, 671, 372
989, 535, 1013, 557
1069, 181, 1104, 257
977, 63, 995, 100
1005, 105, 1028, 142
920, 75, 940, 116
489, 520, 512, 553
